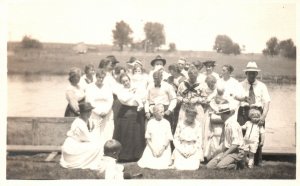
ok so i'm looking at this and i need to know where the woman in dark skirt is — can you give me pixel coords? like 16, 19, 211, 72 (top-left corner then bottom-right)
64, 67, 85, 117
113, 73, 146, 162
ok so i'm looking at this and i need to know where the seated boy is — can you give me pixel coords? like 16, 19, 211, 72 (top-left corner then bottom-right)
206, 102, 245, 170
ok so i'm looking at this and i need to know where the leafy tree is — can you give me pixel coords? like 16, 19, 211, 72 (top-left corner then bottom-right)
231, 43, 241, 55
112, 20, 133, 51
213, 35, 240, 54
262, 37, 279, 56
21, 35, 43, 49
278, 39, 296, 59
144, 22, 165, 52
168, 42, 177, 52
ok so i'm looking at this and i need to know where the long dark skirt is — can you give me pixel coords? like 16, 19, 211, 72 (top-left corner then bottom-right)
113, 105, 146, 162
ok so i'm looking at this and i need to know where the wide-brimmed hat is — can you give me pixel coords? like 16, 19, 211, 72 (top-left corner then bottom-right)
106, 55, 119, 64
203, 60, 216, 67
79, 102, 94, 113
151, 55, 166, 66
243, 61, 261, 72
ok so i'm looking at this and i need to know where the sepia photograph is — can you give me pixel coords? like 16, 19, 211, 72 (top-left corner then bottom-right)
1, 0, 298, 184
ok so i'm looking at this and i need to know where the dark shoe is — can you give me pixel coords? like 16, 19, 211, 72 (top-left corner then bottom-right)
236, 160, 245, 170
257, 162, 264, 167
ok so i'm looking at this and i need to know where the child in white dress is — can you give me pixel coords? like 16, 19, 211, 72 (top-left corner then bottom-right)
98, 139, 143, 179
172, 107, 203, 170
137, 104, 173, 169
98, 139, 125, 179
242, 107, 265, 168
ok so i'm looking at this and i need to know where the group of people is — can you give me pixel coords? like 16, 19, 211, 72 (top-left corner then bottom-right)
60, 54, 271, 178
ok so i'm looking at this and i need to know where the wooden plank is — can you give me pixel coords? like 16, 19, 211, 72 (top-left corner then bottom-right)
7, 121, 33, 145
32, 119, 39, 145
7, 117, 75, 124
7, 145, 61, 152
45, 152, 58, 162
262, 146, 296, 155
7, 117, 73, 146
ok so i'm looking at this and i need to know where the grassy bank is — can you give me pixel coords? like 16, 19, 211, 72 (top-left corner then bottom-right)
7, 42, 296, 84
6, 153, 296, 179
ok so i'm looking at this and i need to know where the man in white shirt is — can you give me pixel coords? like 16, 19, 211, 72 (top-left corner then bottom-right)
237, 61, 271, 167
177, 57, 188, 78
145, 71, 177, 134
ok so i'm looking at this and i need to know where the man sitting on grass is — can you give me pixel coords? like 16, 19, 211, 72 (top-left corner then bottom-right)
206, 101, 245, 170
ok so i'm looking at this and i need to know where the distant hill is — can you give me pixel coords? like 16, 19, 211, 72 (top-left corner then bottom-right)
7, 42, 296, 84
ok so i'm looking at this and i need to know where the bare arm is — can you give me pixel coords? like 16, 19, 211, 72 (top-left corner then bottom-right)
259, 101, 270, 126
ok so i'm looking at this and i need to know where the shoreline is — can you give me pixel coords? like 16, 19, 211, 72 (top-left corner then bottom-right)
7, 71, 297, 85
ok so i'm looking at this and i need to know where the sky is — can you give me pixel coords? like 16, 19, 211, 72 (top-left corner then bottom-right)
7, 0, 297, 53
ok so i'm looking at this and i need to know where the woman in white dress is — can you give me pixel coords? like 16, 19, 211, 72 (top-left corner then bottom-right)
64, 67, 85, 117
177, 66, 206, 129
204, 87, 227, 161
85, 69, 114, 151
172, 107, 203, 170
138, 104, 173, 169
199, 75, 218, 158
79, 64, 96, 91
218, 64, 244, 120
60, 102, 103, 170
130, 64, 149, 102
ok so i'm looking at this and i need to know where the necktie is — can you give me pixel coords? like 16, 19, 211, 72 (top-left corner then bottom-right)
249, 83, 256, 105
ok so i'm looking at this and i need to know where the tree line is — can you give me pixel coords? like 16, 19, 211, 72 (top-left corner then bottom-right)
112, 20, 169, 52
19, 20, 296, 59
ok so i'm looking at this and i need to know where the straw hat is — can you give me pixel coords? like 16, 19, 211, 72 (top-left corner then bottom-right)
243, 61, 261, 72
215, 103, 232, 115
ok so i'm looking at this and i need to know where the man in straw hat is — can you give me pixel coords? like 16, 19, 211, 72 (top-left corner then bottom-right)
237, 61, 270, 167
149, 55, 171, 82
206, 101, 245, 170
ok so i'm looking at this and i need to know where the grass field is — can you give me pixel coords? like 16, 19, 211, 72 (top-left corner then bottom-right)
7, 42, 296, 83
6, 153, 296, 179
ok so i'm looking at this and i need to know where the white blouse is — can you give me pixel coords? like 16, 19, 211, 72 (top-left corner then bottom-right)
85, 83, 113, 116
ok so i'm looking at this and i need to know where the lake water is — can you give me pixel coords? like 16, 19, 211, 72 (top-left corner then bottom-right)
7, 74, 296, 153
7, 74, 296, 124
